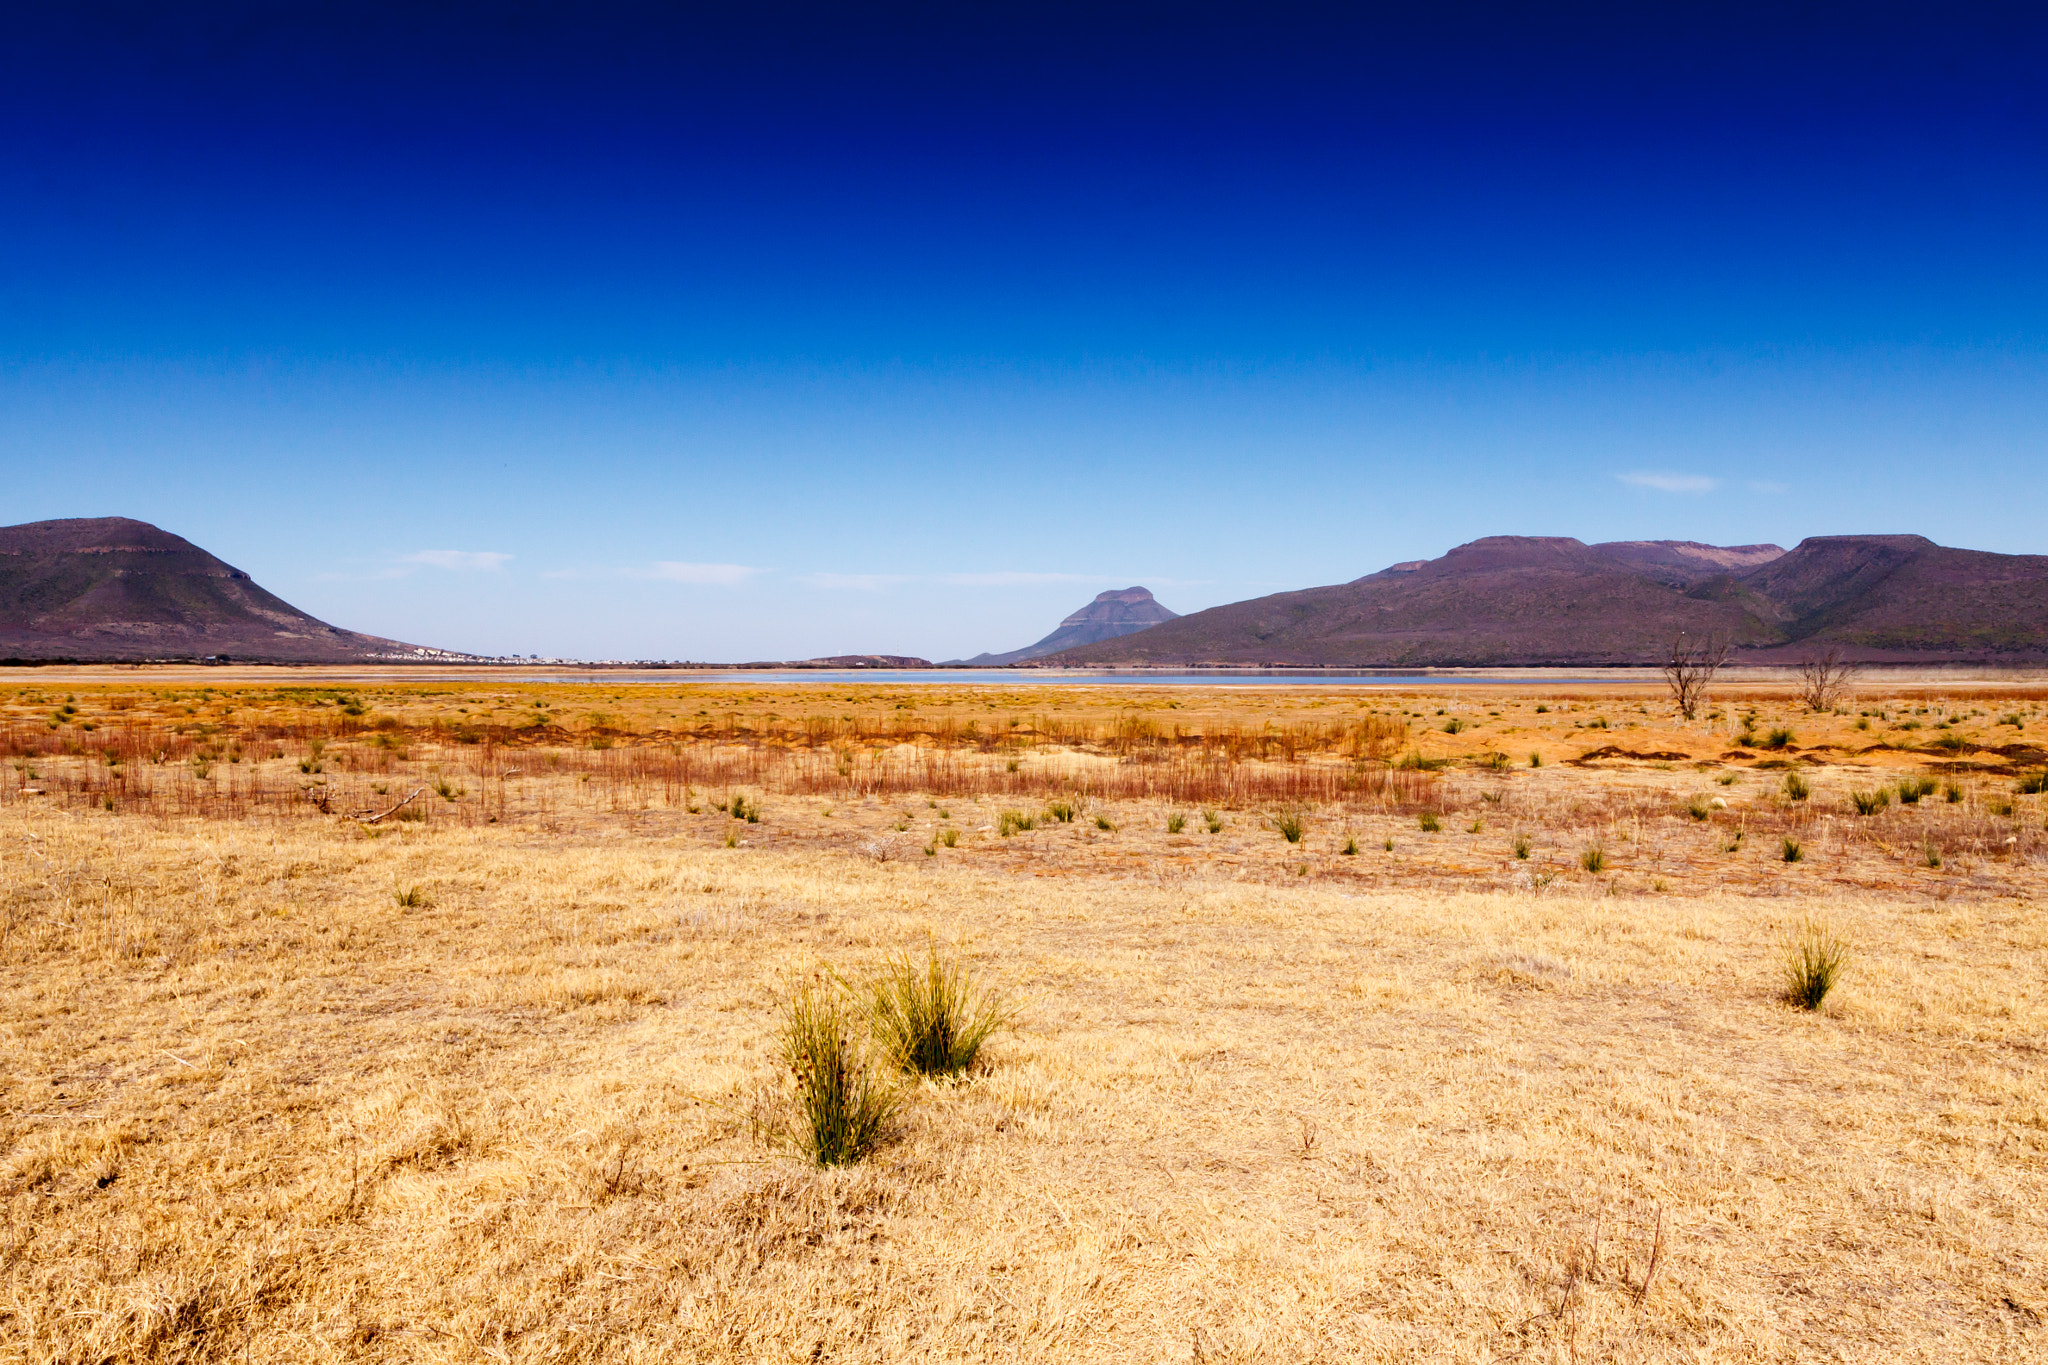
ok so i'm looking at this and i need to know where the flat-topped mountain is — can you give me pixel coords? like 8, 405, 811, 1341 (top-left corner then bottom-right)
1051, 535, 2048, 666
951, 586, 1179, 665
0, 517, 447, 663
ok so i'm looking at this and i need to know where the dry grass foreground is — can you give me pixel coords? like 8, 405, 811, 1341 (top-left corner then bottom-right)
4, 802, 2046, 1363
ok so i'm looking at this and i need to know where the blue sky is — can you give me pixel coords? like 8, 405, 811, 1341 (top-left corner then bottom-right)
5, 2, 2046, 660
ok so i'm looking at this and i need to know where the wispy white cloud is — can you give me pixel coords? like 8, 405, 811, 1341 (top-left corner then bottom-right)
632, 561, 762, 585
1617, 471, 1718, 494
794, 572, 915, 591
540, 560, 763, 584
935, 571, 1104, 587
402, 549, 513, 571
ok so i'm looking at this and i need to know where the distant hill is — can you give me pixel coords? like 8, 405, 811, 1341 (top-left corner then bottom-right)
0, 517, 453, 663
1050, 535, 2048, 666
950, 587, 1179, 665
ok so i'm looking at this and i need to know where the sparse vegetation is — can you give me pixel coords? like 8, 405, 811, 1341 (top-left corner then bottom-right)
1781, 836, 1803, 863
1166, 812, 1186, 833
1418, 811, 1441, 833
1782, 771, 1810, 802
1580, 845, 1606, 873
1273, 809, 1306, 843
1850, 788, 1890, 816
863, 938, 1014, 1079
1781, 921, 1850, 1011
779, 980, 899, 1165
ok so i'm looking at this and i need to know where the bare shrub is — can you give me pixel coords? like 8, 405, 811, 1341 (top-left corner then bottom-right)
1796, 646, 1857, 713
1662, 631, 1729, 721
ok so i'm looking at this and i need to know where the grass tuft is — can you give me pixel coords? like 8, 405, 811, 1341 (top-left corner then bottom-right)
1512, 833, 1531, 859
1417, 811, 1441, 833
780, 980, 899, 1164
1780, 836, 1803, 863
1782, 771, 1810, 802
1780, 921, 1850, 1011
865, 938, 1015, 1080
1273, 809, 1307, 843
1580, 845, 1606, 873
1850, 789, 1889, 816
1166, 812, 1186, 834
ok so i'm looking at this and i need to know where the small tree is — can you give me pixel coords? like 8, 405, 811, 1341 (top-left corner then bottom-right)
1796, 645, 1856, 713
1663, 631, 1728, 721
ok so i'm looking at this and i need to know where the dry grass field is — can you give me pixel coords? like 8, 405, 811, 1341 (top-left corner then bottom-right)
4, 672, 2046, 1362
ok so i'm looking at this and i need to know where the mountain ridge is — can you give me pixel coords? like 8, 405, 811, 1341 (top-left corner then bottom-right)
0, 516, 453, 663
1047, 535, 2048, 666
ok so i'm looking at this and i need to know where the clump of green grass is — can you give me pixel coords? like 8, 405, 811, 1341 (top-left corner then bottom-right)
1383, 837, 1395, 852
1094, 814, 1115, 831
1512, 833, 1531, 860
1528, 752, 1543, 768
1943, 782, 1963, 804
1580, 845, 1606, 873
1341, 837, 1358, 855
864, 938, 1014, 1080
1466, 818, 1484, 834
1922, 839, 1942, 868
780, 981, 899, 1164
1849, 789, 1889, 816
1782, 771, 1810, 802
1685, 795, 1713, 821
1166, 812, 1186, 834
940, 827, 959, 848
1780, 921, 1850, 1011
1780, 836, 1803, 863
1763, 726, 1795, 750
1417, 811, 1441, 833
1715, 771, 1739, 786
1203, 809, 1224, 834
1274, 809, 1307, 843
730, 794, 761, 823
2016, 769, 2048, 796
1482, 750, 1508, 770
1045, 800, 1077, 823
1443, 717, 1467, 734
1896, 775, 1937, 805
1397, 752, 1451, 772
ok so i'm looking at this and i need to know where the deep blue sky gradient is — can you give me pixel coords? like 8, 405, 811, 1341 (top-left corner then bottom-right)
5, 2, 2046, 658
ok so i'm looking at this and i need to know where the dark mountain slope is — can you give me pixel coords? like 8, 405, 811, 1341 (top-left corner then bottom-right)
1051, 534, 2048, 666
0, 517, 445, 662
951, 586, 1178, 665
1740, 536, 2048, 659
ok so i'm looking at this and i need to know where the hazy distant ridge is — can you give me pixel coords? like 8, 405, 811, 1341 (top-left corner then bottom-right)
950, 587, 1178, 665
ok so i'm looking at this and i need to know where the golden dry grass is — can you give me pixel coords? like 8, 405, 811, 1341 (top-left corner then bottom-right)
4, 676, 2047, 1361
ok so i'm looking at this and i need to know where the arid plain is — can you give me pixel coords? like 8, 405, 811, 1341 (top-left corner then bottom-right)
4, 671, 2046, 1362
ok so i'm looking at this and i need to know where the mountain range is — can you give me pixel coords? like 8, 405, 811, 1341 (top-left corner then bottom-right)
0, 517, 443, 663
6, 518, 2045, 667
1049, 535, 2048, 666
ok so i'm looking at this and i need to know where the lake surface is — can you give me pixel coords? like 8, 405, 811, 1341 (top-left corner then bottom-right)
481, 669, 1614, 687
